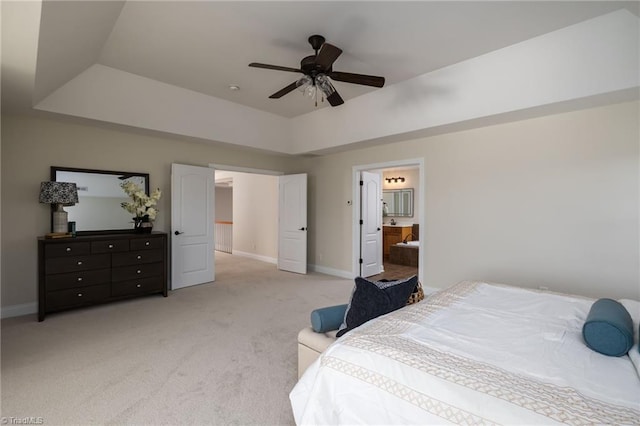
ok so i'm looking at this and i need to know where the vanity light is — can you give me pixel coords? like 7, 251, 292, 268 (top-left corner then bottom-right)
385, 177, 405, 183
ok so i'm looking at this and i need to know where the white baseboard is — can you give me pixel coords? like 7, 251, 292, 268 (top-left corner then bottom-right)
1, 302, 37, 319
308, 264, 354, 279
231, 250, 277, 265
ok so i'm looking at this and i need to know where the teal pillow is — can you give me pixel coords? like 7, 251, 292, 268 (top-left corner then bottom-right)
582, 298, 634, 357
310, 304, 349, 333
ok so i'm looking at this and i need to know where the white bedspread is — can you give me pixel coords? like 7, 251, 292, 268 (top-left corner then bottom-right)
290, 281, 640, 425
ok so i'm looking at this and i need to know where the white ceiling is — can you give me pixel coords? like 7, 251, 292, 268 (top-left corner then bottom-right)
2, 1, 639, 154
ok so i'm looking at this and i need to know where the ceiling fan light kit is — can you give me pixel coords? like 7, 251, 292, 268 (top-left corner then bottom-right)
295, 72, 336, 106
249, 34, 385, 108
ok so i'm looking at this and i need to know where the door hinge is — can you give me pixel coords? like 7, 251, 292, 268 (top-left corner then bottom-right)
359, 180, 363, 186
359, 258, 363, 264
359, 219, 363, 225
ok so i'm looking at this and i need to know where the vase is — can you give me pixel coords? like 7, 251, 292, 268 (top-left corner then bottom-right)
134, 216, 153, 234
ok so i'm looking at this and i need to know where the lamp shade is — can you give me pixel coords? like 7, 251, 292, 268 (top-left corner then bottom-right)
39, 182, 79, 205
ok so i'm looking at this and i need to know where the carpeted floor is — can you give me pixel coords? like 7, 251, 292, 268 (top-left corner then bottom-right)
1, 253, 354, 425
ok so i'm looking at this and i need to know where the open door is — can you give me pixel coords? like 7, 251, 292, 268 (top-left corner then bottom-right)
360, 171, 383, 277
171, 163, 215, 289
278, 174, 307, 274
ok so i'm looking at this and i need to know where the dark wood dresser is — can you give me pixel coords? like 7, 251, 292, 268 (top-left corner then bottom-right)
38, 232, 168, 321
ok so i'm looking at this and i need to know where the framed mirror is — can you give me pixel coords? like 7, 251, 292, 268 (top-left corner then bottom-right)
51, 166, 150, 234
383, 188, 414, 217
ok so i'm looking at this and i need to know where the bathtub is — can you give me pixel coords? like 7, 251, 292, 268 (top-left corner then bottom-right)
390, 240, 419, 266
397, 240, 419, 247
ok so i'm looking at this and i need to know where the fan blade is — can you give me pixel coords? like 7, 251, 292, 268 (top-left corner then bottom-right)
326, 90, 344, 107
269, 81, 298, 99
329, 71, 385, 88
249, 63, 303, 73
315, 43, 342, 69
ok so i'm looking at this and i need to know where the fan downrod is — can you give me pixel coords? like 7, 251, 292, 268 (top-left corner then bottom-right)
308, 35, 325, 53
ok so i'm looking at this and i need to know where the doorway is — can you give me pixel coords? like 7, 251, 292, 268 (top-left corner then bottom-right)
213, 168, 280, 266
171, 163, 307, 289
211, 165, 308, 277
352, 159, 425, 284
214, 177, 233, 254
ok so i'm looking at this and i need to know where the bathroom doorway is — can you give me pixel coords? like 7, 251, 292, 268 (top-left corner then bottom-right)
352, 159, 424, 283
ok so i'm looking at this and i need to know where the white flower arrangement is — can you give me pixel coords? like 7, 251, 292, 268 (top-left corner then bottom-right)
120, 181, 162, 220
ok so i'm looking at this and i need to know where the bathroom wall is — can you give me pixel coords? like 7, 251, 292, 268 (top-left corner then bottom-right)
382, 167, 420, 226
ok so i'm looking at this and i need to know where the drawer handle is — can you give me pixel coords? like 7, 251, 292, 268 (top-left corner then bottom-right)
136, 284, 142, 288
66, 247, 72, 252
137, 270, 141, 274
77, 293, 83, 297
77, 261, 83, 265
145, 241, 150, 246
108, 244, 114, 249
137, 255, 142, 260
77, 277, 83, 282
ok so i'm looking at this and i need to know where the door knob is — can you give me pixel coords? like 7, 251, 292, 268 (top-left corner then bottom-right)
299, 227, 307, 231
174, 231, 184, 235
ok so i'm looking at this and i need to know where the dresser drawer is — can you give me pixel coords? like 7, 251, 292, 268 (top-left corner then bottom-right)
46, 284, 110, 311
46, 268, 111, 291
130, 237, 164, 251
91, 240, 129, 254
111, 277, 163, 297
112, 262, 163, 282
112, 249, 163, 267
45, 254, 110, 274
44, 242, 91, 258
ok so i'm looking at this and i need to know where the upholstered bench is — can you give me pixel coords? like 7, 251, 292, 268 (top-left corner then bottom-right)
297, 303, 347, 378
297, 327, 338, 378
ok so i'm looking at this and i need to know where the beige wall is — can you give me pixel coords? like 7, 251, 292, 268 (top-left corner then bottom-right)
302, 101, 639, 299
229, 172, 278, 260
215, 186, 233, 222
2, 101, 638, 312
1, 114, 290, 309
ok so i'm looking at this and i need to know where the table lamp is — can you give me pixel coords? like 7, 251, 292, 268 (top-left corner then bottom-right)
39, 181, 79, 233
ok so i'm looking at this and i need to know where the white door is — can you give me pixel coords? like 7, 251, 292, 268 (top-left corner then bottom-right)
360, 171, 383, 277
278, 174, 307, 274
171, 163, 215, 289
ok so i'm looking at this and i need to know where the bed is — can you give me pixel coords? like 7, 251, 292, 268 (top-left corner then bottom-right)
290, 281, 640, 425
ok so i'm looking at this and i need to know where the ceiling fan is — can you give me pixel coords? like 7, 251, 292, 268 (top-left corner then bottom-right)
249, 35, 385, 107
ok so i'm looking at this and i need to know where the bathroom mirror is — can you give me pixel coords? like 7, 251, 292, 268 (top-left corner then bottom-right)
51, 166, 150, 234
383, 188, 414, 217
